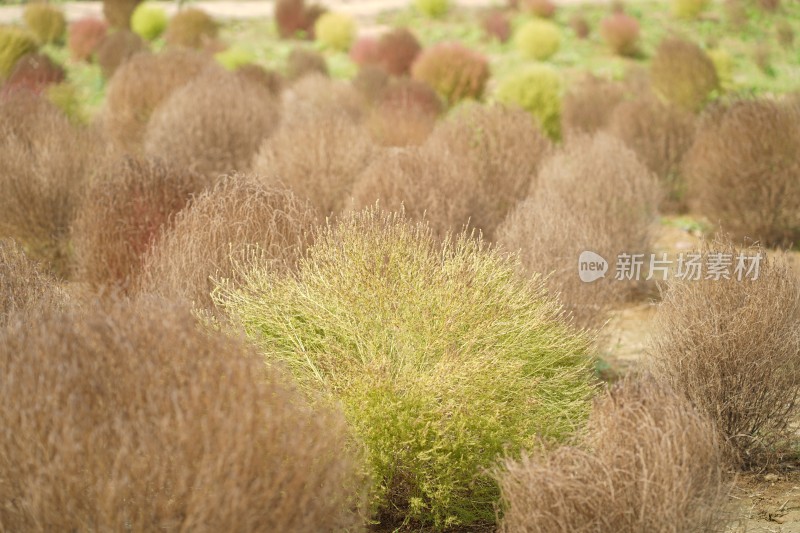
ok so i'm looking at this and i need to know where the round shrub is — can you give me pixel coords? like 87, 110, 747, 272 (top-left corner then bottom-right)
482, 10, 511, 42
23, 3, 66, 45
130, 2, 167, 41
103, 0, 142, 28
379, 77, 443, 117
72, 156, 208, 288
95, 29, 146, 79
376, 27, 421, 76
0, 27, 38, 80
283, 75, 366, 124
600, 12, 640, 56
0, 298, 367, 531
672, 0, 709, 18
569, 13, 590, 38
140, 174, 319, 309
214, 45, 255, 70
67, 17, 108, 62
165, 8, 218, 49
495, 65, 562, 140
650, 38, 719, 112
368, 79, 441, 146
411, 42, 490, 106
314, 12, 355, 52
103, 48, 214, 150
214, 208, 595, 529
275, 0, 324, 39
236, 64, 283, 95
415, 0, 449, 18
683, 99, 800, 246
144, 71, 280, 178
514, 20, 561, 61
352, 64, 389, 102
4, 52, 65, 95
349, 35, 379, 66
524, 0, 556, 18
562, 75, 624, 138
286, 47, 328, 80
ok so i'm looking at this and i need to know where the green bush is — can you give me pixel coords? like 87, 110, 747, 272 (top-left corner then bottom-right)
214, 208, 595, 529
0, 27, 38, 79
410, 42, 490, 105
672, 0, 709, 18
23, 4, 66, 45
415, 0, 450, 18
313, 12, 355, 51
651, 38, 719, 112
214, 45, 255, 70
514, 19, 560, 61
495, 65, 562, 140
708, 48, 734, 91
45, 83, 84, 124
164, 8, 218, 49
131, 2, 167, 41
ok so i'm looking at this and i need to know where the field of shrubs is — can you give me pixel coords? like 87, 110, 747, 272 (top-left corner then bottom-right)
1, 0, 799, 530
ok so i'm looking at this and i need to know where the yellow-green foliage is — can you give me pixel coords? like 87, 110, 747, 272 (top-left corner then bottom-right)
313, 12, 355, 52
23, 4, 66, 45
708, 48, 734, 91
651, 38, 719, 112
131, 2, 167, 41
495, 65, 562, 140
672, 0, 709, 19
214, 208, 595, 529
415, 0, 450, 18
46, 83, 85, 124
514, 19, 561, 61
0, 27, 38, 79
214, 46, 255, 70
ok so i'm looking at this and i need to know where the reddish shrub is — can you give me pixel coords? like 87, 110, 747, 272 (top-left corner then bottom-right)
95, 29, 147, 79
164, 8, 219, 49
103, 0, 142, 28
102, 48, 215, 151
683, 99, 800, 246
140, 175, 319, 308
275, 0, 324, 39
67, 17, 108, 62
0, 298, 367, 531
145, 71, 280, 178
376, 28, 422, 76
482, 10, 511, 42
72, 156, 208, 289
569, 14, 590, 38
410, 42, 490, 105
349, 35, 379, 66
600, 13, 640, 56
4, 53, 65, 95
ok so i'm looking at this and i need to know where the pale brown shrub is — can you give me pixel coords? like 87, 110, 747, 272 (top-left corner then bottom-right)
562, 75, 625, 138
282, 74, 366, 125
425, 104, 552, 240
0, 93, 101, 276
0, 238, 64, 325
683, 99, 800, 246
608, 96, 697, 212
0, 297, 367, 532
252, 110, 373, 217
286, 46, 328, 81
71, 156, 208, 289
140, 174, 319, 309
144, 71, 280, 178
648, 239, 800, 468
650, 37, 719, 112
497, 133, 660, 328
102, 48, 215, 151
349, 146, 477, 239
498, 376, 732, 533
366, 78, 442, 147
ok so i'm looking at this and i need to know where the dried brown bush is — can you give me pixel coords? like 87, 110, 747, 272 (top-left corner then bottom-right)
252, 110, 373, 216
0, 297, 367, 531
282, 74, 366, 125
497, 133, 660, 328
140, 175, 319, 309
235, 63, 283, 95
648, 239, 800, 468
71, 156, 208, 289
102, 48, 214, 151
0, 238, 64, 326
683, 99, 800, 246
352, 64, 389, 103
144, 71, 280, 178
367, 78, 442, 146
561, 75, 625, 138
164, 7, 219, 49
608, 96, 697, 212
425, 104, 552, 240
103, 0, 141, 28
95, 28, 146, 79
0, 93, 101, 277
651, 37, 719, 112
497, 376, 733, 533
286, 46, 328, 81
349, 146, 477, 239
